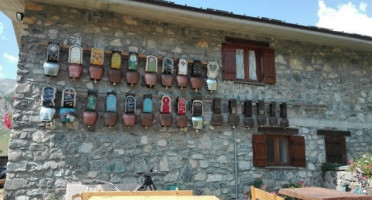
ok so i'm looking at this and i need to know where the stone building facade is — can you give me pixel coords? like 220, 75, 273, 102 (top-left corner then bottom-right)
3, 1, 372, 200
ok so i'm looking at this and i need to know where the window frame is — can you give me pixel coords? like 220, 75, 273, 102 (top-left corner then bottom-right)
317, 130, 349, 165
253, 128, 305, 168
266, 134, 291, 166
324, 136, 347, 164
221, 41, 276, 84
233, 44, 262, 83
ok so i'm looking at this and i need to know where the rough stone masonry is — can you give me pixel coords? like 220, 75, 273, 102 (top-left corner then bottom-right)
5, 1, 372, 200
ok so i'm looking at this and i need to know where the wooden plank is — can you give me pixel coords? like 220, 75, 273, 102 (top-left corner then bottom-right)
82, 190, 193, 197
251, 186, 276, 200
279, 187, 372, 200
258, 127, 299, 135
84, 196, 219, 200
317, 130, 351, 137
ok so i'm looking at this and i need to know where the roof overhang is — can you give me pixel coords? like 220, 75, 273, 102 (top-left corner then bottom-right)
2, 0, 372, 52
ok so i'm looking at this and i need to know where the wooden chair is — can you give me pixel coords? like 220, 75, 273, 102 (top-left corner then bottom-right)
251, 186, 283, 200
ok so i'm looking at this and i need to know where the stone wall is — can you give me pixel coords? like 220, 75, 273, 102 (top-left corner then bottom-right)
5, 1, 372, 200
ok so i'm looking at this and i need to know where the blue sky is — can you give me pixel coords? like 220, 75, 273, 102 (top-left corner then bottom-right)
0, 0, 371, 80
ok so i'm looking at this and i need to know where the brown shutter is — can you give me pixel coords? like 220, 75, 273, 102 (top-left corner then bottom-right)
325, 136, 347, 164
222, 43, 236, 80
291, 136, 306, 167
253, 134, 267, 167
261, 48, 276, 84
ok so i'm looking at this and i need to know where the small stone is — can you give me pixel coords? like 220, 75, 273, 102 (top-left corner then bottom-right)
122, 16, 138, 25
197, 41, 208, 48
158, 139, 167, 146
298, 171, 307, 178
199, 160, 209, 168
15, 196, 29, 200
217, 155, 228, 164
351, 70, 363, 77
7, 161, 27, 172
164, 171, 179, 182
290, 59, 304, 70
323, 64, 332, 72
79, 143, 93, 153
306, 65, 314, 72
189, 159, 198, 168
86, 82, 94, 89
32, 131, 47, 142
180, 166, 193, 182
160, 157, 170, 172
328, 73, 338, 78
143, 145, 152, 153
172, 47, 182, 54
52, 16, 60, 21
23, 17, 36, 25
308, 163, 316, 170
141, 136, 148, 144
332, 47, 341, 53
114, 149, 124, 155
48, 29, 58, 39
110, 39, 122, 47
128, 46, 138, 53
55, 179, 67, 188
195, 172, 206, 181
147, 39, 157, 49
334, 93, 341, 102
87, 171, 98, 178
115, 30, 124, 37
206, 174, 222, 182
57, 81, 65, 86
192, 154, 204, 159
6, 178, 28, 190
276, 55, 286, 64
223, 131, 232, 136
15, 83, 31, 94
238, 161, 250, 170
155, 26, 164, 33
26, 2, 43, 11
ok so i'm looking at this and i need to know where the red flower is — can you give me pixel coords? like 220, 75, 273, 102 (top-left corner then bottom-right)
2, 111, 12, 129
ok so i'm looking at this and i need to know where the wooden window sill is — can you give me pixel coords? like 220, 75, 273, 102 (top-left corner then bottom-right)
233, 80, 266, 86
264, 166, 302, 170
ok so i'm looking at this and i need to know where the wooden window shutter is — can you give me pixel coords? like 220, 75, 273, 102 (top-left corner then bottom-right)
252, 134, 267, 167
291, 136, 306, 167
325, 136, 347, 164
261, 48, 276, 84
221, 43, 236, 80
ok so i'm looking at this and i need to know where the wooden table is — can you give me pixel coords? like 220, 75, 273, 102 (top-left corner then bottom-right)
80, 190, 220, 200
279, 187, 372, 200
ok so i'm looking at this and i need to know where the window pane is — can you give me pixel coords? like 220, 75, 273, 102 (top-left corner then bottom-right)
248, 50, 257, 80
236, 49, 245, 79
266, 137, 275, 163
279, 137, 288, 163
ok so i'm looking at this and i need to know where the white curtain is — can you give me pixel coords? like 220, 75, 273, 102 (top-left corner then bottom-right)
249, 50, 257, 80
236, 49, 245, 79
